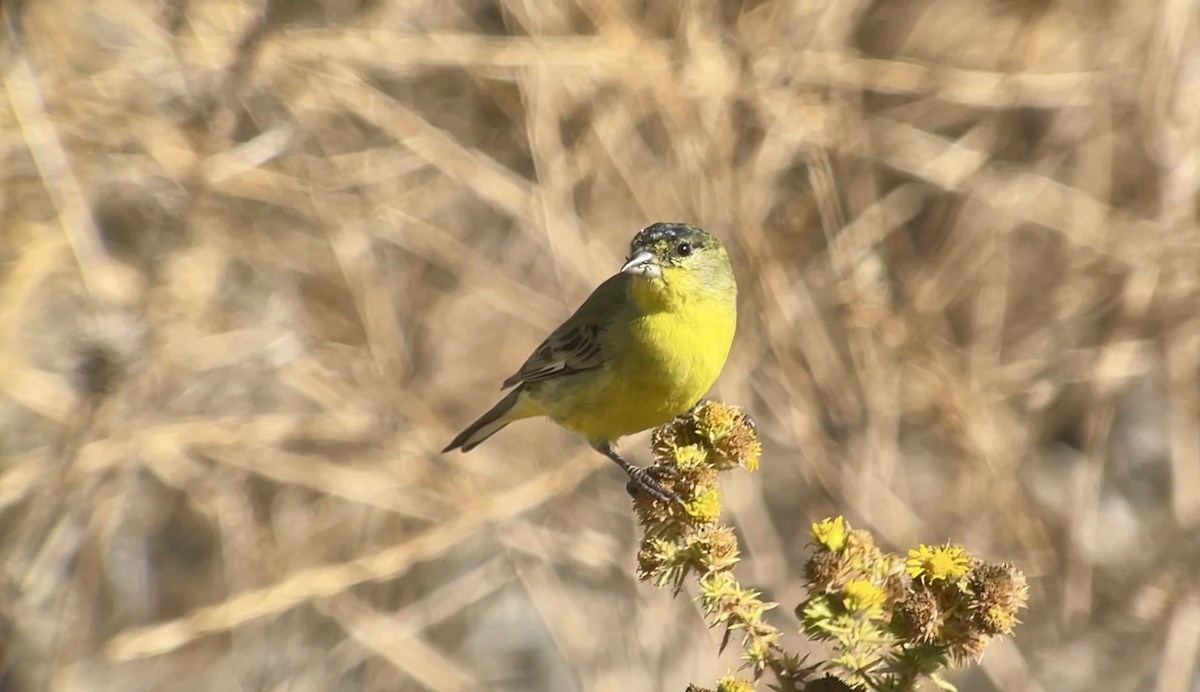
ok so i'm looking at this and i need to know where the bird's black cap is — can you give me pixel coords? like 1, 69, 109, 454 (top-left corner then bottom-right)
630, 222, 710, 252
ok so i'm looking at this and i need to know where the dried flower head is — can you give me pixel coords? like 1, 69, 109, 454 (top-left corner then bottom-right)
651, 401, 761, 473
968, 561, 1029, 636
641, 427, 1029, 692
805, 549, 844, 592
894, 585, 942, 644
637, 402, 784, 687
798, 518, 1028, 690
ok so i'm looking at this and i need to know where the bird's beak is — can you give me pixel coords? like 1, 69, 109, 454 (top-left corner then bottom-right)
620, 249, 661, 278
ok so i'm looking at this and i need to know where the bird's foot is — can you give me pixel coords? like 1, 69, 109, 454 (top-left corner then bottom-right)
676, 398, 709, 425
740, 410, 757, 436
624, 464, 682, 504
596, 440, 683, 504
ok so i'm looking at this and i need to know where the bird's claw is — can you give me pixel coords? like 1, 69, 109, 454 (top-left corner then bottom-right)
624, 464, 683, 504
676, 399, 708, 426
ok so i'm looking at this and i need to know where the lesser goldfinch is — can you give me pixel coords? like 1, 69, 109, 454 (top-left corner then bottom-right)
443, 222, 737, 502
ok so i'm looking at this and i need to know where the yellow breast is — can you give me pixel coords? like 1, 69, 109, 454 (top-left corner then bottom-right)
537, 262, 736, 443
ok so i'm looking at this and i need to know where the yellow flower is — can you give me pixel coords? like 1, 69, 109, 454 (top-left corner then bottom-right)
716, 674, 754, 692
842, 579, 887, 618
906, 544, 970, 582
685, 486, 723, 525
811, 516, 847, 552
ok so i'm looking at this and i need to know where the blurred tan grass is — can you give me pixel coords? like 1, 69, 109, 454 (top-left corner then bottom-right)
2, 0, 1200, 690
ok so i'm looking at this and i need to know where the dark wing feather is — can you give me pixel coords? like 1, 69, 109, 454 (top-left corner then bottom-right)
501, 323, 604, 387
500, 273, 626, 389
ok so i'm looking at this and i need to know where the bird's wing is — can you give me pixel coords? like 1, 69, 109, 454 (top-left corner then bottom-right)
501, 273, 626, 389
501, 322, 604, 387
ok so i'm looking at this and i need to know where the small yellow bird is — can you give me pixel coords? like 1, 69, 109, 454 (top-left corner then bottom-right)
443, 222, 738, 502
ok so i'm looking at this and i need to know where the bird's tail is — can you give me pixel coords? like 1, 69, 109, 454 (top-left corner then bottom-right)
442, 387, 533, 453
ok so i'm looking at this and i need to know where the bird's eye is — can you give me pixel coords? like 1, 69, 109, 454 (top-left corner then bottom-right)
676, 242, 693, 257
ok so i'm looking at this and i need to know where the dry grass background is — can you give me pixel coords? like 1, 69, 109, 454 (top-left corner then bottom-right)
2, 0, 1200, 690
